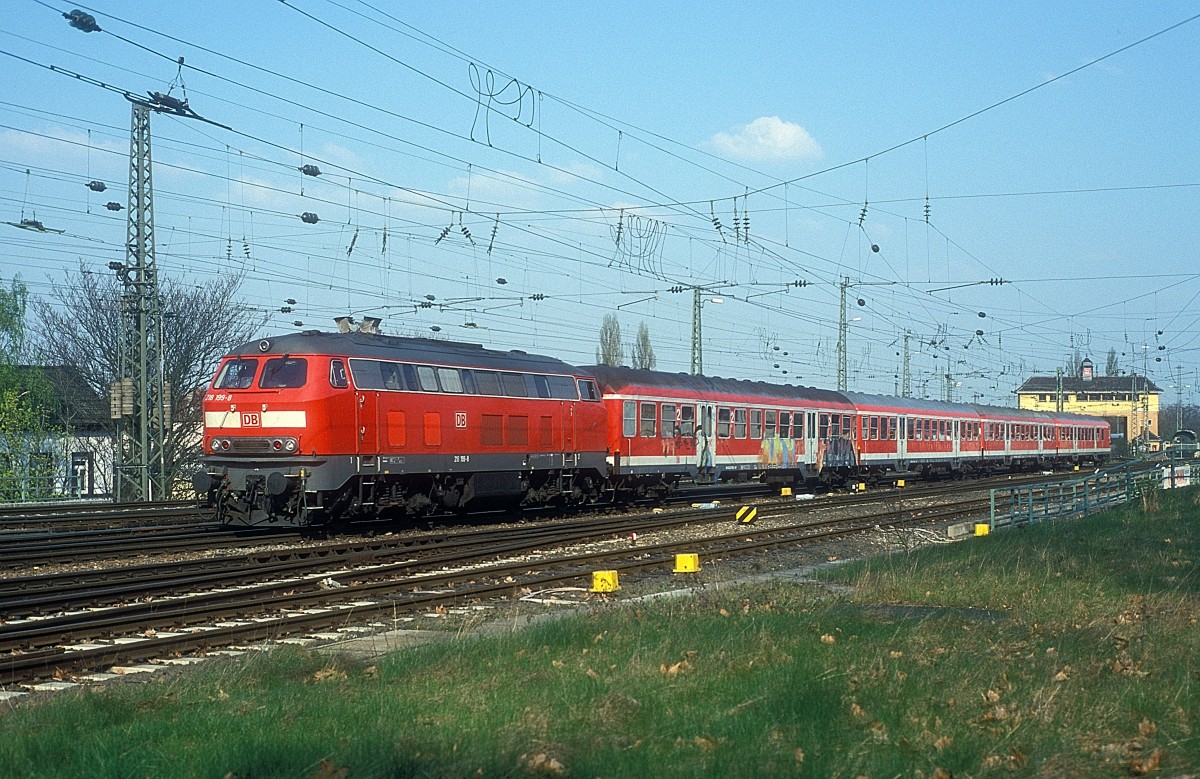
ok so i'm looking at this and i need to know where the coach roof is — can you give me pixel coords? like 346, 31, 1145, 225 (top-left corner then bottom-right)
586, 365, 852, 406
223, 331, 586, 375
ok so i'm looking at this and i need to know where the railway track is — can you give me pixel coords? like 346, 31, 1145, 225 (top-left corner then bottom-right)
0, 467, 1126, 690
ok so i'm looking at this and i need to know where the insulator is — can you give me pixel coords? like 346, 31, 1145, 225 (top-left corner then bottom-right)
871, 244, 879, 253
300, 212, 319, 224
86, 180, 106, 192
496, 277, 507, 285
419, 301, 434, 308
435, 226, 452, 244
104, 202, 123, 211
285, 299, 297, 305
299, 164, 321, 177
64, 9, 100, 32
280, 306, 293, 313
530, 293, 545, 301
243, 242, 251, 258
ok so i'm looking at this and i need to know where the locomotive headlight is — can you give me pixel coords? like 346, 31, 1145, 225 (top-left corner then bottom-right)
272, 439, 283, 451
284, 438, 297, 452
219, 439, 231, 451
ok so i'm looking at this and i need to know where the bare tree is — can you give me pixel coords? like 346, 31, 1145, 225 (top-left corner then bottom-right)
632, 321, 656, 370
29, 264, 267, 491
597, 313, 624, 366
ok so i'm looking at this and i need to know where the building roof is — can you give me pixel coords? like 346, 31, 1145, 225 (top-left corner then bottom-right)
1014, 374, 1162, 394
4, 365, 110, 429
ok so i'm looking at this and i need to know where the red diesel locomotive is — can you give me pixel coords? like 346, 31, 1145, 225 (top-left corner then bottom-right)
194, 330, 1110, 526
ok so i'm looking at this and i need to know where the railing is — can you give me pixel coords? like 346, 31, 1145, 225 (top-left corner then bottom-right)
986, 454, 1191, 530
0, 474, 109, 503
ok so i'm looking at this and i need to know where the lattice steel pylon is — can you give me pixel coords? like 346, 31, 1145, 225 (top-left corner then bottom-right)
112, 99, 169, 502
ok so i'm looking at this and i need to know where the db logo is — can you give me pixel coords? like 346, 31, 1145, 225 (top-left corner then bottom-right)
241, 412, 261, 428
455, 412, 467, 429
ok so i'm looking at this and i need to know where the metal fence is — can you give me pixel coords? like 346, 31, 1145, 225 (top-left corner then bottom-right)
0, 473, 108, 503
986, 455, 1192, 530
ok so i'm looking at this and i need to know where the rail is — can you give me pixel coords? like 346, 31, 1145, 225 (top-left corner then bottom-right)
986, 454, 1194, 530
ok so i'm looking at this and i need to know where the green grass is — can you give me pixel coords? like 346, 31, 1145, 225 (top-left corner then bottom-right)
2, 487, 1198, 778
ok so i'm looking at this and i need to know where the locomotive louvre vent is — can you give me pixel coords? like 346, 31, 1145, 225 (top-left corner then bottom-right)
229, 438, 273, 452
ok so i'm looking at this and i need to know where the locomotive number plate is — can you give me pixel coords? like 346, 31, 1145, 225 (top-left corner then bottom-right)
241, 412, 261, 428
455, 412, 467, 429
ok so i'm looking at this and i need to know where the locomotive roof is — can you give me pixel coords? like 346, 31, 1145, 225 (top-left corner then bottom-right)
585, 365, 852, 406
223, 331, 586, 374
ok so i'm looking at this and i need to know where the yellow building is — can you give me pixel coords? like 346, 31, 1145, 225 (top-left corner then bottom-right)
1015, 358, 1162, 446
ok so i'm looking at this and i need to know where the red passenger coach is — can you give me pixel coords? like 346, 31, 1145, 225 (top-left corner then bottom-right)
588, 366, 858, 492
193, 331, 609, 526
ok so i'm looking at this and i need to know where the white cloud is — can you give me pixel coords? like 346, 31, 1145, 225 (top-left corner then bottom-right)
707, 116, 822, 163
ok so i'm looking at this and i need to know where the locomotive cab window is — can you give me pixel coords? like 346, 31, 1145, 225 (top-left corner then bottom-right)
214, 358, 258, 390
259, 357, 307, 388
577, 379, 600, 401
329, 360, 348, 388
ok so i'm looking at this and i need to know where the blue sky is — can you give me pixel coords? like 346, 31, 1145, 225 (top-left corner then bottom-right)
1, 2, 1198, 406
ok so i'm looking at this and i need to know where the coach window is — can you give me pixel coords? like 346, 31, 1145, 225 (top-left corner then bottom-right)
640, 402, 657, 437
501, 372, 527, 397
819, 413, 830, 440
831, 414, 843, 439
260, 357, 307, 388
679, 405, 695, 437
214, 358, 258, 389
577, 379, 600, 401
438, 368, 464, 393
662, 404, 677, 437
622, 401, 637, 438
750, 409, 762, 439
328, 360, 349, 389
793, 412, 804, 439
718, 408, 732, 438
734, 408, 748, 438
868, 416, 879, 441
764, 410, 777, 438
779, 411, 792, 438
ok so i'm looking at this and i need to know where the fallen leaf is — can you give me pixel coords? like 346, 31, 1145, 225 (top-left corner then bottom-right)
983, 689, 1001, 704
1054, 666, 1071, 682
889, 650, 904, 658
313, 668, 347, 683
585, 668, 600, 680
308, 759, 348, 779
1130, 748, 1163, 775
821, 634, 837, 645
850, 702, 865, 718
719, 608, 731, 617
794, 747, 805, 764
931, 768, 952, 779
934, 736, 952, 751
518, 752, 566, 776
362, 665, 378, 678
661, 659, 693, 677
1139, 718, 1157, 737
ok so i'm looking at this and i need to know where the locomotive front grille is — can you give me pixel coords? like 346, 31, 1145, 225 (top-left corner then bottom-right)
229, 438, 273, 452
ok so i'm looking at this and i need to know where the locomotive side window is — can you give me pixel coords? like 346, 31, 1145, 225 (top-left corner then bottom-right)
547, 375, 578, 399
381, 362, 403, 390
329, 360, 349, 388
437, 368, 464, 393
214, 358, 258, 389
577, 379, 600, 401
260, 357, 307, 388
501, 373, 527, 397
640, 402, 657, 437
416, 366, 439, 392
679, 405, 695, 437
474, 370, 502, 396
661, 404, 677, 437
622, 401, 637, 438
530, 374, 552, 399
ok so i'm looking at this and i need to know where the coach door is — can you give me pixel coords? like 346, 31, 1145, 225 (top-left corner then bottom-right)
897, 415, 908, 464
356, 390, 379, 453
696, 402, 717, 480
805, 411, 818, 467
